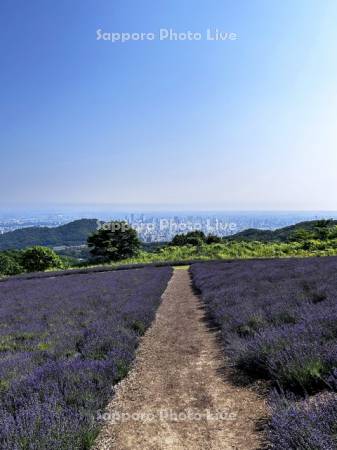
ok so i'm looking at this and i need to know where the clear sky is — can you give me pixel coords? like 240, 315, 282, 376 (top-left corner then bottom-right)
1, 0, 337, 211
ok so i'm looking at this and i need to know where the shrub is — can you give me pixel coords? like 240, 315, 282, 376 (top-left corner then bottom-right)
21, 246, 64, 272
0, 253, 23, 276
171, 231, 206, 246
205, 234, 222, 244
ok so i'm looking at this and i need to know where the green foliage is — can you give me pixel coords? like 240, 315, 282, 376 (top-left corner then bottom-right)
0, 253, 23, 276
80, 428, 100, 450
0, 332, 38, 352
169, 234, 188, 246
21, 246, 64, 272
116, 360, 129, 381
171, 231, 223, 246
289, 224, 337, 242
112, 238, 337, 266
205, 234, 222, 244
227, 219, 337, 243
171, 231, 206, 246
289, 228, 316, 242
237, 315, 267, 337
131, 320, 146, 335
87, 222, 140, 262
278, 358, 326, 392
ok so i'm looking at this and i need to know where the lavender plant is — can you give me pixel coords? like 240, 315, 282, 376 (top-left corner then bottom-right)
191, 257, 337, 449
0, 267, 171, 449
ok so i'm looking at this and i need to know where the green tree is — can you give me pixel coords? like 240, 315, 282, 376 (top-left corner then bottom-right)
171, 231, 206, 246
288, 229, 315, 242
170, 234, 188, 246
327, 226, 337, 239
21, 246, 64, 272
313, 219, 335, 240
205, 234, 222, 244
87, 221, 140, 262
0, 253, 23, 276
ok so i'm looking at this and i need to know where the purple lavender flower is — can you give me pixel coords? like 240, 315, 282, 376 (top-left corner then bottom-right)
0, 266, 171, 449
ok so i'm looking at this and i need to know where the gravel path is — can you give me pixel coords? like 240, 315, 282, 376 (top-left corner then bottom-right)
95, 268, 267, 450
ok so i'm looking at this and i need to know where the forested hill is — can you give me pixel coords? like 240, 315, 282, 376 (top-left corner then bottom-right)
226, 219, 337, 242
0, 219, 98, 250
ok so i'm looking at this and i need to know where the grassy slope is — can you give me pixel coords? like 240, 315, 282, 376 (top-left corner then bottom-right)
112, 239, 337, 266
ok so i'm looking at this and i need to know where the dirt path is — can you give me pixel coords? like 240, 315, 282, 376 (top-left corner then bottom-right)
95, 268, 267, 450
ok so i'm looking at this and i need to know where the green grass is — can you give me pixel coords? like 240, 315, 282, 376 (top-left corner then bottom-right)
107, 240, 337, 267
0, 332, 38, 352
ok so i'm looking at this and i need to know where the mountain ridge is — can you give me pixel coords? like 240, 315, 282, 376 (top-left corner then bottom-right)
0, 219, 98, 250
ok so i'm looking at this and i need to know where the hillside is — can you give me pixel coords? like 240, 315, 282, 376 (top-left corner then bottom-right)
226, 219, 337, 242
0, 219, 98, 250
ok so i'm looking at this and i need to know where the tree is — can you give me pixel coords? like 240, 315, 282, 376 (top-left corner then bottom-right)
21, 246, 64, 272
288, 229, 315, 242
0, 253, 23, 276
170, 231, 223, 246
171, 231, 206, 246
170, 234, 188, 246
205, 234, 222, 244
87, 221, 140, 262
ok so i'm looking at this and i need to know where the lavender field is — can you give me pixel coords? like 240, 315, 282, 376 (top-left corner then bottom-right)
191, 257, 337, 449
0, 267, 172, 449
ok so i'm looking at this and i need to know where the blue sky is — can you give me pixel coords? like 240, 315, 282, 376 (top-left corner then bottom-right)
1, 0, 337, 210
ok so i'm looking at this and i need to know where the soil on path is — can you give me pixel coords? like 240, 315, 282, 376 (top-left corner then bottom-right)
95, 268, 267, 450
